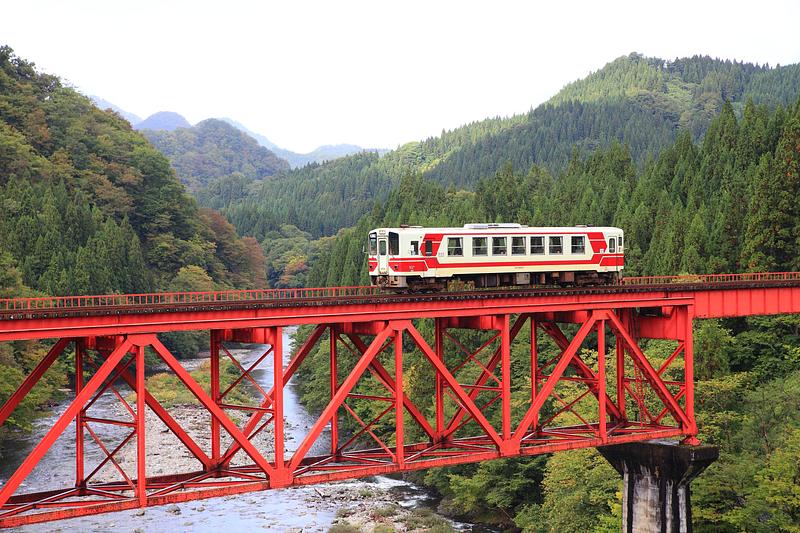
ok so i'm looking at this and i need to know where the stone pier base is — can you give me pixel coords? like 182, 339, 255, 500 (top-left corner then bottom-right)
598, 440, 719, 533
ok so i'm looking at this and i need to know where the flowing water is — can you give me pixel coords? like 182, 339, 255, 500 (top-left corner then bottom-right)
0, 329, 486, 532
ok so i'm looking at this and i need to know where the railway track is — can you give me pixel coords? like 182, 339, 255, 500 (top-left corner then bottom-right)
2, 274, 800, 321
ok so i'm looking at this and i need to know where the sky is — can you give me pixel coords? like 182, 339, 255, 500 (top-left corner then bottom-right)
2, 1, 800, 153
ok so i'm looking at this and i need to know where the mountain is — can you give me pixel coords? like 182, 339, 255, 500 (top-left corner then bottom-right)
134, 111, 191, 131
219, 118, 386, 168
0, 46, 267, 296
141, 118, 290, 189
208, 53, 800, 241
300, 98, 800, 533
89, 95, 142, 125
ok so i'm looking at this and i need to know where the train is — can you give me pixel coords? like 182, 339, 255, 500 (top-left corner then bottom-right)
368, 224, 624, 291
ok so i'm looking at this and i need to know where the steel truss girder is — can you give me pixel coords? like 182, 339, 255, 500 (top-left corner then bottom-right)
0, 304, 697, 527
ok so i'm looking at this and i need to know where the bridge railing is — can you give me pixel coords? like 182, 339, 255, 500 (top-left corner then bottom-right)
3, 272, 800, 312
0, 286, 382, 312
622, 271, 800, 286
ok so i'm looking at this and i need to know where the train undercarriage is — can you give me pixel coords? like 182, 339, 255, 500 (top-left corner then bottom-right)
374, 270, 621, 292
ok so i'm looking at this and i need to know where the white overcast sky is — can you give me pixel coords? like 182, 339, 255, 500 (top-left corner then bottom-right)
3, 0, 799, 152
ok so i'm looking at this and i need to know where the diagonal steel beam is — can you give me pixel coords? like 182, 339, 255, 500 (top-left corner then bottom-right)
513, 316, 597, 443
405, 323, 503, 448
0, 338, 133, 508
346, 333, 436, 439
0, 338, 71, 427
114, 363, 212, 468
221, 324, 326, 465
443, 314, 529, 438
148, 336, 275, 478
539, 322, 624, 420
289, 326, 393, 471
604, 310, 692, 430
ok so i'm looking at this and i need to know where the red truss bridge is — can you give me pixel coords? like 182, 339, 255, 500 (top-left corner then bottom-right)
1, 272, 800, 527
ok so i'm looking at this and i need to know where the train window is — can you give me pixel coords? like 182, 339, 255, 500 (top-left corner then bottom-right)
388, 232, 400, 255
549, 236, 563, 254
609, 238, 616, 254
530, 236, 545, 254
618, 235, 624, 251
492, 236, 507, 255
447, 237, 463, 256
378, 240, 387, 255
473, 237, 488, 256
571, 236, 585, 254
410, 241, 419, 255
512, 236, 526, 255
425, 240, 433, 256
369, 233, 377, 255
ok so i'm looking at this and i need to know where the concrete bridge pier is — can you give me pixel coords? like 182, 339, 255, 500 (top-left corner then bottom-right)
598, 440, 719, 533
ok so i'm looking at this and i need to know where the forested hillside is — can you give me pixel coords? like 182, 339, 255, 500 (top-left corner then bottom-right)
141, 118, 289, 189
207, 116, 520, 238
206, 53, 800, 242
0, 46, 267, 443
295, 97, 800, 532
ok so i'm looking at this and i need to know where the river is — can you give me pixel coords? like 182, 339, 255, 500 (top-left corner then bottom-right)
0, 329, 486, 532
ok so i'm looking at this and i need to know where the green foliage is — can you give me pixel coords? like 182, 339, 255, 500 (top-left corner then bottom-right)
514, 449, 619, 533
206, 54, 800, 242
142, 118, 289, 190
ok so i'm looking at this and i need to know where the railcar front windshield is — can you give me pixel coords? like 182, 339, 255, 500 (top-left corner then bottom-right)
369, 233, 377, 255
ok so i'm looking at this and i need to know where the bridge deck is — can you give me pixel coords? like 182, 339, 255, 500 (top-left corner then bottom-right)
0, 274, 799, 341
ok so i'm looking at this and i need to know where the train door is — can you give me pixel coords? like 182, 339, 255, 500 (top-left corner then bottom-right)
377, 236, 388, 274
608, 236, 618, 275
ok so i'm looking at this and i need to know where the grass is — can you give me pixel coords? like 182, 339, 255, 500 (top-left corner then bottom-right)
328, 523, 362, 533
370, 504, 399, 518
402, 508, 456, 532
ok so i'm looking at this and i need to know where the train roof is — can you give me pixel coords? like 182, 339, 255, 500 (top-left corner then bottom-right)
370, 224, 623, 234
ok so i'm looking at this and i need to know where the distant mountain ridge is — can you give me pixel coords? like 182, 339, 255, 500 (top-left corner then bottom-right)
89, 95, 142, 124
141, 118, 290, 189
219, 118, 387, 168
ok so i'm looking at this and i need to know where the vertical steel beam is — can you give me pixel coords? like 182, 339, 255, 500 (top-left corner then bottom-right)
272, 327, 287, 480
616, 313, 626, 420
395, 329, 404, 467
605, 310, 692, 429
136, 343, 146, 506
597, 320, 607, 442
434, 318, 444, 440
221, 324, 326, 466
74, 339, 85, 488
405, 324, 503, 448
210, 330, 221, 464
530, 316, 538, 431
500, 315, 511, 443
683, 306, 699, 444
330, 326, 339, 455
